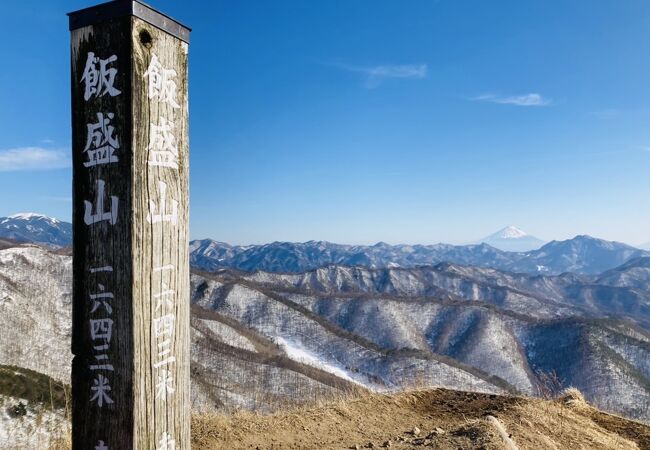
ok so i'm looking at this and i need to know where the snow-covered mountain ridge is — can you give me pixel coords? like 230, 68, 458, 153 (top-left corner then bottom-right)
0, 213, 71, 247
2, 214, 646, 275
1, 243, 649, 425
191, 235, 649, 275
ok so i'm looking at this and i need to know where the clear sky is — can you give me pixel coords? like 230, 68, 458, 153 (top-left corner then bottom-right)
0, 0, 649, 246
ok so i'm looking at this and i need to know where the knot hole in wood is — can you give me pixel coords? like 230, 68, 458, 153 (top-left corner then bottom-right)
138, 29, 153, 48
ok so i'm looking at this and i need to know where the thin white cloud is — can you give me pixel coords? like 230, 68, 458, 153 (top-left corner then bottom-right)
331, 62, 427, 88
0, 147, 70, 171
471, 93, 551, 107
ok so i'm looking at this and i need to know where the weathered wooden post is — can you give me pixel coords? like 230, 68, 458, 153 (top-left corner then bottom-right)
68, 1, 190, 448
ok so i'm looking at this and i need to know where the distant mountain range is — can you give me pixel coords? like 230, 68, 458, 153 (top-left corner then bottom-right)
477, 225, 546, 252
0, 213, 71, 247
1, 213, 648, 276
190, 235, 649, 275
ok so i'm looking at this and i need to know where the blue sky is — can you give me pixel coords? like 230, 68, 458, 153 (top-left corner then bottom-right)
0, 0, 649, 245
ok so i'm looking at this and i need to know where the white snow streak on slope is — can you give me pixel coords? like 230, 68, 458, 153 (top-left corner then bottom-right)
274, 336, 363, 386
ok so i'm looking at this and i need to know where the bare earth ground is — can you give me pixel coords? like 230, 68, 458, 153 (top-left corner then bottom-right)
192, 389, 650, 450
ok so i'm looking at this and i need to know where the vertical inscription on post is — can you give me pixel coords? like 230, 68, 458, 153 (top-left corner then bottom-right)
70, 3, 190, 449
132, 18, 190, 450
71, 20, 133, 449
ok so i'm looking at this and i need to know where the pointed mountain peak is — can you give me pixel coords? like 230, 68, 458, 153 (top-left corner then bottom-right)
478, 226, 545, 252
492, 225, 528, 239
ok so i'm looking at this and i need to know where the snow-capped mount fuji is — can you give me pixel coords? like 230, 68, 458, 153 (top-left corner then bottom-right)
478, 226, 545, 252
0, 213, 72, 247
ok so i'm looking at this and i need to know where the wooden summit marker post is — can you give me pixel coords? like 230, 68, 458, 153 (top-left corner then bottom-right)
68, 1, 190, 448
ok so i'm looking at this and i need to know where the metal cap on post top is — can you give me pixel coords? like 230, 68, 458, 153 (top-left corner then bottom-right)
68, 0, 191, 43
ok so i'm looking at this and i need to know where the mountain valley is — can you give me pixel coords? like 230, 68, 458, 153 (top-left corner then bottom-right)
1, 215, 650, 448
1, 242, 649, 426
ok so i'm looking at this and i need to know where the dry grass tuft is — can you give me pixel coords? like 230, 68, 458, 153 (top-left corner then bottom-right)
48, 433, 71, 450
557, 387, 587, 408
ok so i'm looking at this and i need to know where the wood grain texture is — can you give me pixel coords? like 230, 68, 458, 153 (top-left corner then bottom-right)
71, 14, 189, 450
71, 17, 135, 450
131, 17, 190, 450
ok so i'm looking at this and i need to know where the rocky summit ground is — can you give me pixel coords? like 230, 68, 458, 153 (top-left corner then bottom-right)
191, 388, 650, 450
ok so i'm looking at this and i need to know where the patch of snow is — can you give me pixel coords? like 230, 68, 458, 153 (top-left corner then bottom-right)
8, 213, 48, 220
274, 336, 363, 386
6, 213, 61, 225
497, 226, 528, 239
0, 396, 68, 449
